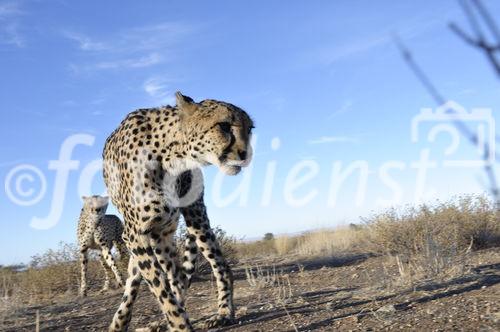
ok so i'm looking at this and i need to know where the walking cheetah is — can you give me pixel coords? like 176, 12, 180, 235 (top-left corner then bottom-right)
77, 195, 128, 296
103, 92, 253, 331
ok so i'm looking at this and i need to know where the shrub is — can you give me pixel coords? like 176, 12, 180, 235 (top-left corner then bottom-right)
235, 239, 277, 258
0, 242, 111, 305
367, 195, 500, 256
367, 195, 500, 283
263, 233, 275, 241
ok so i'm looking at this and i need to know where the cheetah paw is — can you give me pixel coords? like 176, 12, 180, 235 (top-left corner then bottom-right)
203, 315, 235, 329
135, 320, 169, 332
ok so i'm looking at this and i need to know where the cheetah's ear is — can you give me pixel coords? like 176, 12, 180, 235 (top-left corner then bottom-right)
175, 91, 197, 116
81, 196, 88, 201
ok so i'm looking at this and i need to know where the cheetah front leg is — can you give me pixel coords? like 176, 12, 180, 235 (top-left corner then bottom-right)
109, 255, 142, 332
98, 252, 112, 292
182, 233, 197, 289
131, 234, 193, 332
101, 245, 124, 288
149, 229, 187, 306
79, 249, 89, 297
182, 201, 235, 328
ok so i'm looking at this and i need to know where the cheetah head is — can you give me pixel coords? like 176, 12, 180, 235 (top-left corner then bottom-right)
176, 92, 254, 175
82, 195, 109, 214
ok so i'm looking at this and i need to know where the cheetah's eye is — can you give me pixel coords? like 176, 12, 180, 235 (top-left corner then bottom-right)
218, 122, 232, 134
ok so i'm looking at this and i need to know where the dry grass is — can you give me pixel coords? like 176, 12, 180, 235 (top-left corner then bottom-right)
234, 238, 276, 258
244, 264, 294, 304
368, 195, 499, 286
236, 225, 370, 259
368, 195, 499, 255
237, 194, 499, 285
2, 194, 498, 309
0, 242, 109, 306
296, 226, 370, 256
244, 265, 279, 289
274, 236, 298, 256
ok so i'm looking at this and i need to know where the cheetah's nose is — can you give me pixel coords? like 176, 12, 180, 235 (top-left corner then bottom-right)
238, 150, 247, 160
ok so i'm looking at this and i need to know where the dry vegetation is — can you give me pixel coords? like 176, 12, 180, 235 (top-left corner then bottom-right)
239, 195, 498, 254
1, 194, 499, 330
3, 195, 498, 305
0, 242, 123, 309
234, 194, 499, 291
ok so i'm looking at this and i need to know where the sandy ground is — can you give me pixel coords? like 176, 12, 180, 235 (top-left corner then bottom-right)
1, 249, 499, 331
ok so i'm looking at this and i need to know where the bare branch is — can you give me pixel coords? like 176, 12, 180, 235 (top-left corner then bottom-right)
449, 22, 481, 47
458, 0, 485, 41
450, 0, 500, 77
392, 34, 446, 105
393, 35, 500, 205
471, 0, 500, 45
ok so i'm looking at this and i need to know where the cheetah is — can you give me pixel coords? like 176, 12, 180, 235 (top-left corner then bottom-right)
103, 92, 253, 331
77, 195, 128, 297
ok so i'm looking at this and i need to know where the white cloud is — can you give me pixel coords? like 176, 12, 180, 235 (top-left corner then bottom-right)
64, 22, 194, 72
458, 88, 477, 96
94, 52, 163, 70
143, 77, 176, 105
329, 100, 354, 118
63, 31, 108, 51
311, 13, 449, 66
0, 1, 24, 47
0, 22, 23, 47
61, 100, 78, 107
321, 36, 389, 65
0, 2, 21, 17
120, 22, 194, 52
70, 53, 163, 72
308, 136, 359, 144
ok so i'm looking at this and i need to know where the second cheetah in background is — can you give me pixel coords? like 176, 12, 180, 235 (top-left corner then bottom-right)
77, 195, 128, 296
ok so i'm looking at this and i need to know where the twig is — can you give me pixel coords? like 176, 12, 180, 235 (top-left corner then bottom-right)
393, 34, 500, 207
35, 310, 40, 332
471, 0, 500, 45
459, 0, 484, 41
280, 302, 299, 332
449, 23, 480, 47
449, 0, 500, 76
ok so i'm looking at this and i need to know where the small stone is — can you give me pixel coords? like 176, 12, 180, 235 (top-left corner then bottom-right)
377, 304, 397, 314
426, 308, 437, 315
236, 306, 248, 316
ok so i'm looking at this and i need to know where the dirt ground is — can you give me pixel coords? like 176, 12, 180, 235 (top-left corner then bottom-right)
1, 249, 499, 331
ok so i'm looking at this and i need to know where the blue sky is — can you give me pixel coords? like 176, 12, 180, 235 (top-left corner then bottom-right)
1, 0, 500, 264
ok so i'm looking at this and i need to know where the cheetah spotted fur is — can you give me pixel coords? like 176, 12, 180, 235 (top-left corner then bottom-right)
103, 92, 254, 331
77, 195, 128, 296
